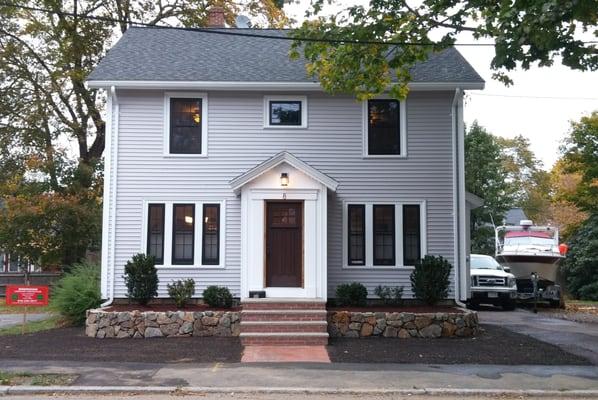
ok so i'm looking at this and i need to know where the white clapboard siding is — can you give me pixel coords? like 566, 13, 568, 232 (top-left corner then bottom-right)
110, 90, 456, 298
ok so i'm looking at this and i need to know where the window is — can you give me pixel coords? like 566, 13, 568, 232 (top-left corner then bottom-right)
347, 205, 365, 265
8, 254, 20, 272
147, 204, 165, 264
202, 204, 220, 265
403, 205, 421, 266
172, 204, 195, 265
169, 98, 202, 154
373, 205, 395, 265
264, 96, 307, 128
366, 99, 405, 156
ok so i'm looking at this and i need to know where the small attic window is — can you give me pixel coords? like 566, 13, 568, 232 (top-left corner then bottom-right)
264, 96, 307, 128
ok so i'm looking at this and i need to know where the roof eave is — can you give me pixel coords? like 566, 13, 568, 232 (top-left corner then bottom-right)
86, 80, 485, 91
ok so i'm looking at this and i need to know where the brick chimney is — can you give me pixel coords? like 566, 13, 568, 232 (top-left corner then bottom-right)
207, 7, 225, 28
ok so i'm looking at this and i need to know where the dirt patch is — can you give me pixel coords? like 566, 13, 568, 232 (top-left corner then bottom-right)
327, 305, 463, 313
327, 324, 592, 365
105, 304, 241, 312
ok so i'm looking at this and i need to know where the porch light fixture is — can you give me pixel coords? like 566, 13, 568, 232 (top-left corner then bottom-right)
280, 172, 289, 187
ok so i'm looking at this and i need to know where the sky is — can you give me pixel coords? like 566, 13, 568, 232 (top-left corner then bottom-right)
283, 1, 598, 170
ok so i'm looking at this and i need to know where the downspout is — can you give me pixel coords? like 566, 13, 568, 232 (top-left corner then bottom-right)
101, 86, 119, 307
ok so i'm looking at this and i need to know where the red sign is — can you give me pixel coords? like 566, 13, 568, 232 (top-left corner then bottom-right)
6, 285, 49, 306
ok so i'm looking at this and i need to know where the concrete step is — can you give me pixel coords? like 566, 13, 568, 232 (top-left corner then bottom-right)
239, 332, 329, 346
240, 309, 328, 322
240, 320, 328, 333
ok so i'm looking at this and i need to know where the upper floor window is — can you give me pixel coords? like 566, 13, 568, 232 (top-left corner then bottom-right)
164, 92, 208, 156
364, 99, 406, 156
264, 96, 307, 128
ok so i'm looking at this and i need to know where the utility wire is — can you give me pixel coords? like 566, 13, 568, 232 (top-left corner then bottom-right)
469, 93, 598, 101
2, 1, 597, 47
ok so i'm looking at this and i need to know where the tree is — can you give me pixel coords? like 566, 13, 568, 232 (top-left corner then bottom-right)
561, 215, 598, 301
465, 122, 514, 254
561, 111, 598, 214
291, 0, 598, 99
0, 1, 287, 268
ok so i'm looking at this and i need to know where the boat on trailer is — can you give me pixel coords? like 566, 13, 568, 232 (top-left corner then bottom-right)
495, 220, 565, 306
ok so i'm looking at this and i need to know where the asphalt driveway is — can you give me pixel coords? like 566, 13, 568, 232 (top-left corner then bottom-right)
478, 308, 598, 364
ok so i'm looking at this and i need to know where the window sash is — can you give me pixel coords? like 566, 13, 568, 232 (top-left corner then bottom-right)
403, 204, 421, 266
172, 204, 195, 265
373, 205, 396, 266
169, 98, 202, 154
269, 101, 302, 126
202, 204, 220, 265
347, 205, 365, 266
146, 204, 165, 264
367, 99, 401, 155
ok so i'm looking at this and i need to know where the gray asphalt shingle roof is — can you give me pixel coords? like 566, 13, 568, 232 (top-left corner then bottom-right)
87, 27, 484, 83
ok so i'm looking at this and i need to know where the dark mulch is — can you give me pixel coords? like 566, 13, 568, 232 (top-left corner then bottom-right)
327, 324, 592, 365
327, 305, 462, 313
0, 327, 242, 363
105, 304, 241, 312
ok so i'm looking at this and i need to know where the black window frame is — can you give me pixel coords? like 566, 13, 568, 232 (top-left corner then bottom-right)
169, 97, 203, 155
347, 204, 366, 266
146, 203, 165, 265
202, 203, 220, 266
172, 204, 195, 265
403, 204, 421, 266
269, 100, 302, 126
373, 205, 396, 266
367, 99, 401, 155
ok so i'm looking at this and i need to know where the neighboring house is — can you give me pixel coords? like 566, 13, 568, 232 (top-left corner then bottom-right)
0, 253, 38, 273
87, 12, 485, 306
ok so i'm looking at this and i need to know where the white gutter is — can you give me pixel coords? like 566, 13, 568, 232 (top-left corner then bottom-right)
86, 80, 485, 91
101, 86, 119, 307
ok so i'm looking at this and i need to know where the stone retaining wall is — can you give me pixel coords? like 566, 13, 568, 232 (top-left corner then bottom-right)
328, 309, 478, 338
85, 309, 240, 338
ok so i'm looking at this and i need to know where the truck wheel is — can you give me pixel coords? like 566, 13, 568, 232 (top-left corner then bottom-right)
549, 299, 562, 308
467, 302, 479, 310
502, 301, 516, 311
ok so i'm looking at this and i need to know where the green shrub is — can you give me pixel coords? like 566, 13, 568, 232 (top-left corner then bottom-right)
335, 282, 368, 307
410, 255, 451, 305
202, 286, 233, 308
51, 261, 101, 325
123, 253, 158, 305
167, 279, 195, 308
562, 215, 598, 300
374, 285, 404, 305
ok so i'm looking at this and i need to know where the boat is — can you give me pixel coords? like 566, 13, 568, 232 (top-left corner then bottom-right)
495, 220, 566, 304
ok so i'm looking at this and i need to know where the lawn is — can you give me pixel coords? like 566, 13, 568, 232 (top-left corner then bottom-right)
0, 298, 51, 314
0, 371, 76, 386
0, 315, 61, 336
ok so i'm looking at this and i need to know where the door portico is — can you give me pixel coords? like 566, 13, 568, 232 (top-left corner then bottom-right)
230, 152, 338, 300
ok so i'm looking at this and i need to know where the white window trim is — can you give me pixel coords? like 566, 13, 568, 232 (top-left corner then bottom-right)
263, 95, 308, 129
342, 200, 427, 269
362, 97, 407, 158
163, 92, 208, 158
141, 199, 226, 269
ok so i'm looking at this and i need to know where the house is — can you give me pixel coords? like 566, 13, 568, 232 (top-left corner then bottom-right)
87, 10, 485, 333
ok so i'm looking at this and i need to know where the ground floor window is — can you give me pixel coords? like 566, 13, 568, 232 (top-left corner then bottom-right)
344, 202, 425, 267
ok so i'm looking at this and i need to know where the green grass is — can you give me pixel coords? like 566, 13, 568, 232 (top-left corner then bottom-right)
0, 371, 76, 386
0, 316, 61, 336
567, 300, 598, 306
0, 298, 51, 314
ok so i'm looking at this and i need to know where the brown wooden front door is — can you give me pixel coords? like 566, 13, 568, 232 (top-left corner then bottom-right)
265, 201, 303, 287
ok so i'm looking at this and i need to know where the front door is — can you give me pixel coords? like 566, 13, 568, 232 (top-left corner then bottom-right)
266, 201, 303, 287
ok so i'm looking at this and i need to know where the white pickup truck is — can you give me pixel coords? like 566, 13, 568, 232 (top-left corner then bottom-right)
469, 254, 518, 310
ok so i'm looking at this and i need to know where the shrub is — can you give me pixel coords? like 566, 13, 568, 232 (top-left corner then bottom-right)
123, 253, 158, 305
562, 215, 598, 300
374, 285, 404, 305
410, 255, 451, 305
167, 279, 196, 308
203, 286, 233, 308
51, 261, 101, 325
335, 282, 368, 307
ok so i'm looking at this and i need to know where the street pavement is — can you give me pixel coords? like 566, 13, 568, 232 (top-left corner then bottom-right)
0, 313, 51, 329
478, 308, 598, 364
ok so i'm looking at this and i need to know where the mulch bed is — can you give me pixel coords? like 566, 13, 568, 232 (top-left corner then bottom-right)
0, 327, 242, 363
327, 305, 463, 313
104, 304, 241, 312
327, 324, 592, 365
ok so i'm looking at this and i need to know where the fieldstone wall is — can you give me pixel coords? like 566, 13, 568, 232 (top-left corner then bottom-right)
328, 310, 478, 338
85, 309, 240, 338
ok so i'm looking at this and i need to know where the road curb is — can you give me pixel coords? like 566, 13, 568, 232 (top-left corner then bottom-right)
2, 386, 598, 397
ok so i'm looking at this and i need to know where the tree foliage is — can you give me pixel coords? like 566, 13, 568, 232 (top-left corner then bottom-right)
291, 0, 598, 99
561, 215, 598, 301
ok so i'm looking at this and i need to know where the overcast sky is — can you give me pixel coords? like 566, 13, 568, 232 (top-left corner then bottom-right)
284, 1, 598, 170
